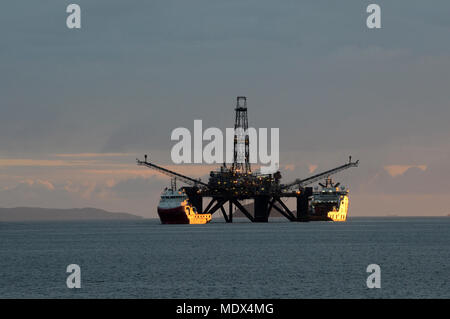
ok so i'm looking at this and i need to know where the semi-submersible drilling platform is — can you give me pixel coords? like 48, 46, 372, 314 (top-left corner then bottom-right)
137, 96, 359, 223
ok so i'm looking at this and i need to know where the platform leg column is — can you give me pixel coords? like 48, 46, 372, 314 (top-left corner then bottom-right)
254, 196, 270, 222
296, 187, 312, 222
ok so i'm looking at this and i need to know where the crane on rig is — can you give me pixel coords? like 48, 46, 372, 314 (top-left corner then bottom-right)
137, 154, 207, 187
280, 156, 359, 192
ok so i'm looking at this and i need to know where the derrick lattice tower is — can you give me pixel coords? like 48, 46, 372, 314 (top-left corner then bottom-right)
232, 96, 251, 174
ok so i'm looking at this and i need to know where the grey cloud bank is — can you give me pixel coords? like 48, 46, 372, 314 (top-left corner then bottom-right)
1, 1, 450, 216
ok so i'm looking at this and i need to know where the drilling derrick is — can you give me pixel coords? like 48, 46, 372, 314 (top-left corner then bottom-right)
232, 96, 251, 174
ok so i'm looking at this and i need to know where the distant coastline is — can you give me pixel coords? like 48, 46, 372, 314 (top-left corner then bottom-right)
0, 207, 143, 222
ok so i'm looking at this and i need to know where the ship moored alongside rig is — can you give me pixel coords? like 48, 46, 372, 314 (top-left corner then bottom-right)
309, 177, 349, 222
158, 180, 211, 224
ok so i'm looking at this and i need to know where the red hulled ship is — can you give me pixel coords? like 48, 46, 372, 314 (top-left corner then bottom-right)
157, 180, 211, 224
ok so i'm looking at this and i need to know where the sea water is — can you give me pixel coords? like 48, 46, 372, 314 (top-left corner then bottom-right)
0, 217, 448, 298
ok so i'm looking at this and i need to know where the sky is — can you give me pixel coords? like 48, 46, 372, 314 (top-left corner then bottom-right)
1, 0, 450, 217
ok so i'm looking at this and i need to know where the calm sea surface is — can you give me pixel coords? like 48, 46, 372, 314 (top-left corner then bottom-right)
0, 217, 448, 298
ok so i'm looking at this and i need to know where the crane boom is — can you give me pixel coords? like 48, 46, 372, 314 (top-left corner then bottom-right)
281, 157, 359, 191
136, 155, 208, 187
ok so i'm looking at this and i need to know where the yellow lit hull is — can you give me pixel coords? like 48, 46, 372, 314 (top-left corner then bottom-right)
327, 195, 349, 222
185, 204, 212, 224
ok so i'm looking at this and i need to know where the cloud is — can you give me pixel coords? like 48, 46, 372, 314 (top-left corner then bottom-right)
0, 159, 79, 167
384, 165, 427, 177
0, 158, 128, 168
54, 153, 134, 158
308, 164, 318, 174
350, 193, 450, 217
0, 179, 76, 208
284, 164, 295, 171
34, 179, 55, 191
17, 179, 55, 191
63, 181, 80, 193
357, 160, 450, 196
108, 177, 164, 197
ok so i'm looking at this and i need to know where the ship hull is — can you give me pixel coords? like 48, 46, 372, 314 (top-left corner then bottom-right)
157, 206, 190, 224
308, 215, 333, 221
157, 206, 212, 224
310, 195, 349, 222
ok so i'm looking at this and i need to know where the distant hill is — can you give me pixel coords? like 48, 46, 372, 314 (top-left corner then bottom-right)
233, 203, 294, 218
0, 207, 143, 222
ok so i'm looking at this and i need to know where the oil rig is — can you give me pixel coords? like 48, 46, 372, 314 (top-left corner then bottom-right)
137, 96, 359, 222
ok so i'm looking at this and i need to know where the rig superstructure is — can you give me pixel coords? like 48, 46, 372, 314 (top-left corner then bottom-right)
137, 96, 359, 222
